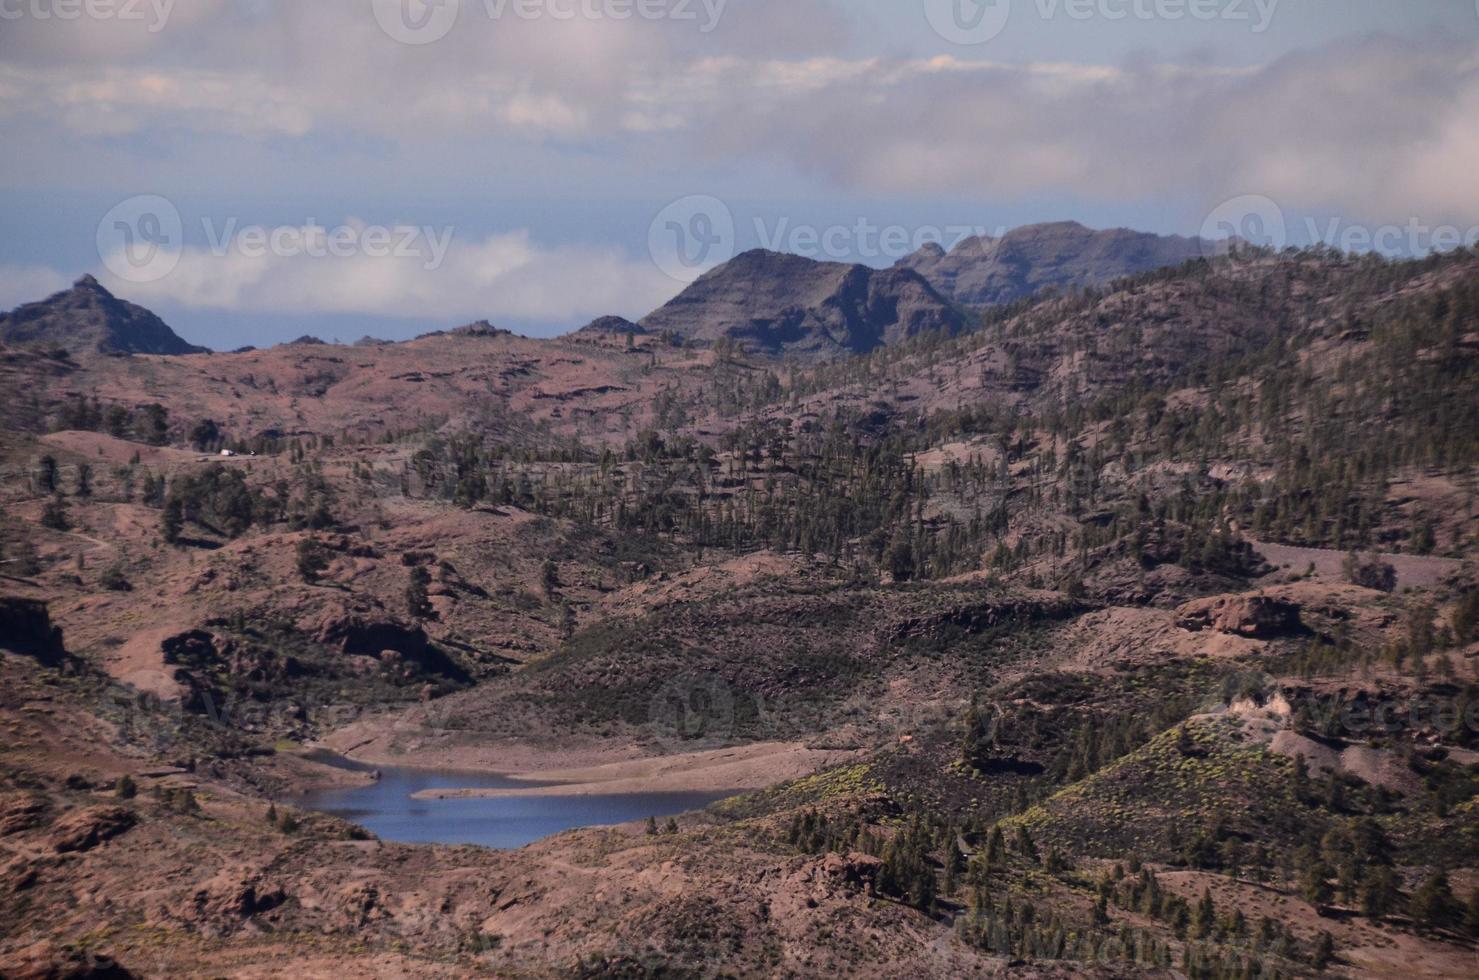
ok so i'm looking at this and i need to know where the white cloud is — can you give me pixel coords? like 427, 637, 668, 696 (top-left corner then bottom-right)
1, 3, 1475, 245
95, 226, 680, 325
677, 39, 1479, 227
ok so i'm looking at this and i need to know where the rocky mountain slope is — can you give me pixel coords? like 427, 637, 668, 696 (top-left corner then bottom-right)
896, 220, 1208, 308
638, 249, 966, 359
0, 275, 210, 356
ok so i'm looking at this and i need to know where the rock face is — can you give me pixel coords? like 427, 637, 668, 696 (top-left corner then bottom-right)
895, 221, 1206, 308
297, 601, 470, 683
0, 598, 68, 666
1176, 594, 1303, 639
639, 250, 965, 360
0, 793, 51, 836
303, 603, 433, 658
48, 806, 137, 854
0, 275, 208, 356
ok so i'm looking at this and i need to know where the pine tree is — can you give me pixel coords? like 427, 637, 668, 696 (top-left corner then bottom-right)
296, 536, 330, 584
36, 455, 58, 494
406, 565, 433, 620
1312, 931, 1336, 970
40, 495, 70, 531
162, 497, 183, 544
1301, 853, 1334, 908
1360, 866, 1400, 920
1410, 872, 1460, 933
1193, 888, 1216, 939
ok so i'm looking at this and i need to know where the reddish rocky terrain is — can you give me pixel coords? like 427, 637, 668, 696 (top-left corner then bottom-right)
2, 246, 1477, 977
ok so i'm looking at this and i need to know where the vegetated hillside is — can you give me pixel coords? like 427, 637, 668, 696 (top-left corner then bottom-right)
0, 275, 210, 356
639, 248, 967, 359
1, 245, 1477, 978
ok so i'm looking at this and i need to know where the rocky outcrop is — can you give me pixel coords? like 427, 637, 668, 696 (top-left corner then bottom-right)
189, 867, 289, 934
783, 852, 883, 905
1176, 594, 1302, 639
0, 275, 208, 356
896, 220, 1207, 308
817, 851, 883, 892
297, 601, 469, 683
302, 602, 432, 658
0, 940, 138, 979
48, 806, 137, 854
0, 598, 68, 666
0, 793, 51, 836
639, 250, 964, 360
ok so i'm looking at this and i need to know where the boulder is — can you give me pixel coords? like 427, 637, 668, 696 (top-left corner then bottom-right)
1176, 594, 1302, 639
48, 806, 137, 853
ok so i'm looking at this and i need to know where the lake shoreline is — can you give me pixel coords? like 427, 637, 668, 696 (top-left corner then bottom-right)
407, 741, 863, 799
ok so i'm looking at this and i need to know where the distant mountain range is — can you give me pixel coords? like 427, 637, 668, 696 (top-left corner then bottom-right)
0, 222, 1214, 364
894, 220, 1209, 308
633, 222, 1212, 360
0, 275, 208, 356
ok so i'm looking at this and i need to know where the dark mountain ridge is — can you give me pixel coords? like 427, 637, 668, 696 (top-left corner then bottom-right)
637, 249, 966, 360
0, 275, 208, 356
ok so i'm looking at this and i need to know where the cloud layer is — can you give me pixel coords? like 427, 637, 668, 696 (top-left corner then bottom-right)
2, 1, 1476, 324
94, 225, 682, 324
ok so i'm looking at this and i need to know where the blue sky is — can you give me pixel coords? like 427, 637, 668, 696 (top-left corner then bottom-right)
1, 0, 1476, 348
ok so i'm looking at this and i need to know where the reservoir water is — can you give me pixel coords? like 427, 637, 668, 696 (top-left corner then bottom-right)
299, 755, 736, 850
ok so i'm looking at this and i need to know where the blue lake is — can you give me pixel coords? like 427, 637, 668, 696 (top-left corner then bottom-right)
299, 754, 736, 850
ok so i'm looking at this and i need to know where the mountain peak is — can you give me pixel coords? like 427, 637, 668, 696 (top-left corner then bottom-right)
639, 250, 962, 361
0, 275, 209, 356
